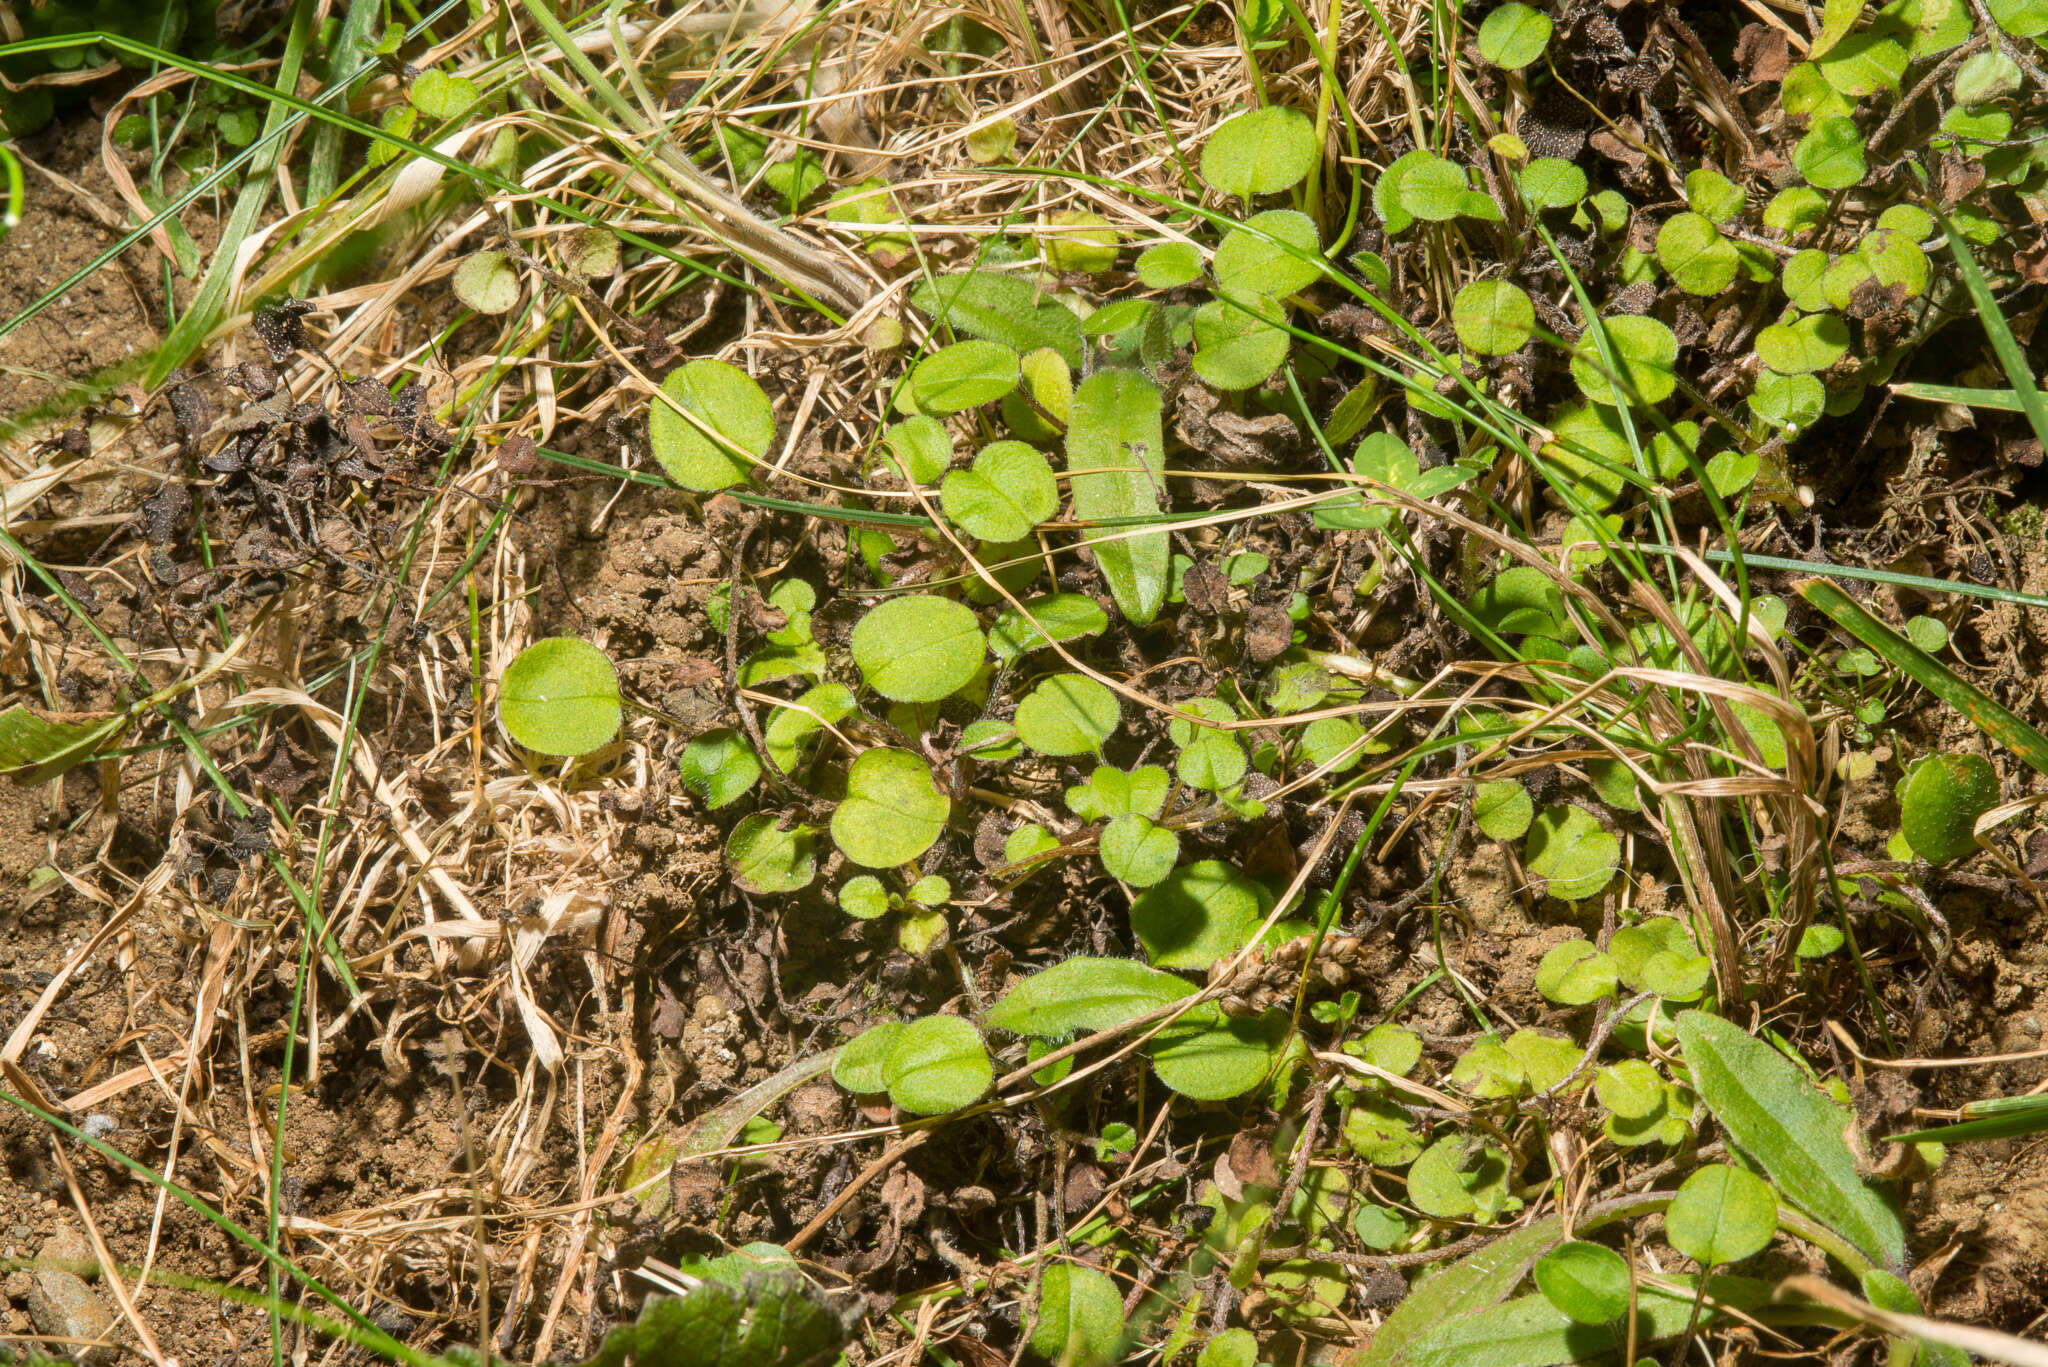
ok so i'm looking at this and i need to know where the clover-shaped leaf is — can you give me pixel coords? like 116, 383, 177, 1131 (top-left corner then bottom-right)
649, 358, 775, 492
1471, 565, 1566, 638
1407, 1135, 1512, 1220
830, 748, 950, 868
1656, 212, 1740, 295
680, 729, 760, 809
1477, 2, 1551, 68
1130, 859, 1271, 969
1756, 312, 1850, 374
1451, 279, 1535, 355
1100, 814, 1180, 887
1536, 938, 1619, 1005
882, 1015, 992, 1114
1192, 294, 1291, 390
500, 638, 621, 756
1136, 241, 1204, 288
879, 416, 951, 484
1666, 1165, 1777, 1266
838, 875, 891, 920
726, 814, 818, 894
1016, 673, 1121, 756
1571, 314, 1679, 406
1520, 157, 1587, 210
851, 595, 986, 702
1474, 780, 1535, 840
1535, 1242, 1632, 1325
1526, 805, 1620, 901
1795, 115, 1867, 189
1394, 154, 1471, 221
1201, 105, 1317, 199
453, 251, 520, 314
1068, 764, 1171, 821
941, 441, 1058, 542
1897, 752, 1997, 863
1213, 209, 1324, 299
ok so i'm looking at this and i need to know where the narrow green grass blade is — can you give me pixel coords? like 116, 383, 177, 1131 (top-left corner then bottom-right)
1889, 382, 2027, 412
1888, 1092, 2048, 1144
1938, 214, 2048, 453
1799, 578, 2048, 776
1646, 545, 2048, 613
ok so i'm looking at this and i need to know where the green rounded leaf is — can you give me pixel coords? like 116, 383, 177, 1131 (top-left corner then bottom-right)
1408, 1135, 1510, 1219
1896, 752, 1997, 862
452, 251, 520, 314
1136, 240, 1204, 289
1526, 806, 1620, 901
839, 874, 890, 920
680, 729, 761, 809
1656, 212, 1740, 296
882, 1014, 992, 1114
911, 339, 1020, 412
650, 358, 775, 491
1016, 673, 1121, 756
1396, 155, 1470, 221
1149, 1002, 1287, 1100
1520, 157, 1588, 210
1452, 279, 1535, 355
1596, 1059, 1666, 1119
1752, 369, 1825, 431
831, 748, 951, 868
1536, 938, 1619, 1005
1201, 105, 1318, 199
832, 1020, 903, 1092
1300, 716, 1366, 774
1043, 209, 1120, 274
409, 68, 480, 119
1535, 1241, 1632, 1324
1684, 168, 1745, 224
1477, 2, 1552, 68
1572, 315, 1679, 407
1029, 1263, 1126, 1367
1794, 115, 1867, 189
1130, 859, 1268, 969
941, 440, 1058, 542
1100, 813, 1180, 887
1904, 616, 1949, 653
1192, 295, 1290, 390
500, 637, 621, 756
851, 595, 986, 702
1474, 780, 1534, 840
726, 813, 818, 894
1213, 209, 1324, 298
1755, 312, 1849, 374
880, 416, 951, 484
1666, 1164, 1778, 1266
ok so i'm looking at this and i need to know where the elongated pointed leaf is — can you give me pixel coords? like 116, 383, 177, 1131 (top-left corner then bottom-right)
1067, 370, 1168, 625
988, 957, 1195, 1037
1675, 1011, 1906, 1270
0, 705, 129, 784
1799, 578, 2048, 777
1403, 1277, 1772, 1367
1355, 1216, 1569, 1367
